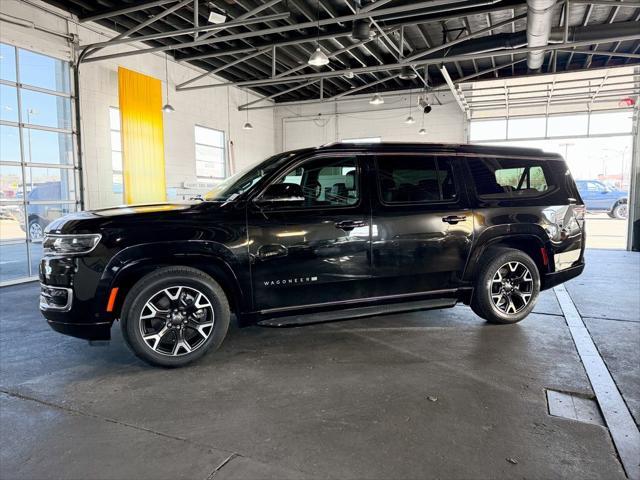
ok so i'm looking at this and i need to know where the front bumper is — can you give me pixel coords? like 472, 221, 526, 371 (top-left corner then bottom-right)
46, 319, 112, 341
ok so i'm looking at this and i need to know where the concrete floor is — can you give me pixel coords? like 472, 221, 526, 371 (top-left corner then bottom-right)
1, 250, 638, 480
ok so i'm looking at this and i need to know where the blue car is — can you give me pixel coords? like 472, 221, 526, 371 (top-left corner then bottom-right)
575, 180, 628, 219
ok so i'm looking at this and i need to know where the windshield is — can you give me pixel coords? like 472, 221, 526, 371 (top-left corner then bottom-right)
204, 153, 289, 202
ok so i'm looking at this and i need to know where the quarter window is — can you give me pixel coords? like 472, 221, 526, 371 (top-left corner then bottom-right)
468, 158, 554, 199
376, 155, 457, 203
267, 156, 359, 208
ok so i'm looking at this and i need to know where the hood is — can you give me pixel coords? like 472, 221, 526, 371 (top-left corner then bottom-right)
45, 202, 198, 235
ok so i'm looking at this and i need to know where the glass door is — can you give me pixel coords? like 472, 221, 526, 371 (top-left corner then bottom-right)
0, 43, 78, 284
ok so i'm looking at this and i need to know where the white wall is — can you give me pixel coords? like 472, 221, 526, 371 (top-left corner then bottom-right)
0, 0, 275, 209
274, 91, 466, 151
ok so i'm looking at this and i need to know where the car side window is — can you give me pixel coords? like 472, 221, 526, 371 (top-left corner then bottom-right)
587, 181, 605, 192
376, 155, 457, 204
468, 157, 555, 199
265, 156, 359, 208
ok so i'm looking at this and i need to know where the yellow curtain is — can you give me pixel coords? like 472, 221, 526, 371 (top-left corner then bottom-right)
118, 67, 167, 204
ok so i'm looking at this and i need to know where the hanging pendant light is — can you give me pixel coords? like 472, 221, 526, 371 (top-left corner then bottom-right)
418, 128, 427, 135
308, 48, 329, 66
404, 89, 414, 124
162, 53, 174, 113
242, 89, 253, 130
308, 1, 329, 67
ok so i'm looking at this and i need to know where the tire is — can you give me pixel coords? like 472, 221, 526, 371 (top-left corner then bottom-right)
121, 266, 230, 368
471, 248, 540, 324
612, 203, 628, 220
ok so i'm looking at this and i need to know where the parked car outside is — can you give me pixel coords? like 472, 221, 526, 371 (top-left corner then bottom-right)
39, 143, 586, 367
575, 180, 628, 219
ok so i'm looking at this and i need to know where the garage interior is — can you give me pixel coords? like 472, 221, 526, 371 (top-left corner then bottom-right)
0, 0, 639, 479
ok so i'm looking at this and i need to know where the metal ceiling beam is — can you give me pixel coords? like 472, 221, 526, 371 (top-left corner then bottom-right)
80, 0, 178, 23
238, 80, 321, 109
79, 0, 504, 63
441, 65, 470, 118
194, 0, 283, 43
558, 49, 640, 58
176, 33, 640, 90
569, 0, 640, 5
80, 12, 291, 51
82, 0, 193, 59
176, 48, 272, 88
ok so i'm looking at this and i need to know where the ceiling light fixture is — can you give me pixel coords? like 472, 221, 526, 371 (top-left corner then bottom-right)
418, 128, 427, 135
308, 0, 329, 67
242, 89, 253, 130
399, 66, 417, 80
369, 93, 384, 105
161, 53, 174, 113
207, 3, 226, 24
404, 88, 414, 124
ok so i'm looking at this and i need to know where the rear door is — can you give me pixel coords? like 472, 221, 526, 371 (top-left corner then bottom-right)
368, 153, 473, 297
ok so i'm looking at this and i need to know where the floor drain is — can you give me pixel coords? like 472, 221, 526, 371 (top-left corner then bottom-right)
546, 389, 605, 426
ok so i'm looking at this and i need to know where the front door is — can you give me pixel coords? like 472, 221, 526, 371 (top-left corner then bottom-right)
247, 154, 372, 311
368, 153, 473, 297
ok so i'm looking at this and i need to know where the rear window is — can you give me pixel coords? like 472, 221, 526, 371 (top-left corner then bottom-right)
468, 157, 556, 199
376, 155, 457, 204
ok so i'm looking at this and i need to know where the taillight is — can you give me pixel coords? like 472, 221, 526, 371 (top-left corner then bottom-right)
573, 206, 585, 221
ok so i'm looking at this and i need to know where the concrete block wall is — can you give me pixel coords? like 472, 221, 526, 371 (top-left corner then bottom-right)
0, 0, 275, 210
274, 92, 466, 151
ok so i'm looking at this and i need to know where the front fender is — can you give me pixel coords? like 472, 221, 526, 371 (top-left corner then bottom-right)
98, 240, 249, 317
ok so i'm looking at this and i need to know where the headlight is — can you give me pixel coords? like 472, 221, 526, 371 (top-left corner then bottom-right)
43, 234, 102, 256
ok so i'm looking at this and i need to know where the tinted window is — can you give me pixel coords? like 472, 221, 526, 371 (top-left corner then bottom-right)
468, 157, 555, 199
376, 155, 457, 203
269, 156, 359, 208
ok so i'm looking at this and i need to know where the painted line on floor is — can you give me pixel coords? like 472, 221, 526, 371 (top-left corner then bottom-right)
554, 284, 640, 480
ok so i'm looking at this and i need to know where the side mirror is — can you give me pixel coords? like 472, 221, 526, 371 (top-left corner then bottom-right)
255, 183, 305, 204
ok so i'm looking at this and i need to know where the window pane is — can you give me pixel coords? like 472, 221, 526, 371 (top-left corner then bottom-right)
21, 90, 72, 129
1, 125, 21, 162
507, 117, 546, 139
470, 119, 507, 141
195, 126, 223, 147
25, 167, 75, 201
196, 160, 215, 179
0, 84, 19, 123
0, 204, 26, 241
113, 173, 123, 194
269, 157, 359, 207
196, 145, 224, 178
22, 129, 73, 165
547, 114, 588, 137
111, 151, 123, 171
110, 131, 122, 152
0, 241, 30, 282
26, 203, 75, 244
109, 107, 121, 131
377, 156, 447, 203
0, 43, 17, 82
589, 111, 633, 135
18, 49, 70, 93
0, 164, 23, 201
468, 157, 554, 199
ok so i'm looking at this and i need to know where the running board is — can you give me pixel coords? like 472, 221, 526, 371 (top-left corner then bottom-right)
258, 298, 457, 327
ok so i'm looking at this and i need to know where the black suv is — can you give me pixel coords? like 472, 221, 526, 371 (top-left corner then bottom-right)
40, 143, 585, 367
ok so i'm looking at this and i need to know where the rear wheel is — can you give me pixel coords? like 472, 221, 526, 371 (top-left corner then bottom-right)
471, 248, 540, 324
612, 203, 628, 220
121, 266, 230, 367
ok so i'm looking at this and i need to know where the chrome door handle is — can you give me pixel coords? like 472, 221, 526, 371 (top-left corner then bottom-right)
442, 215, 467, 224
335, 220, 367, 231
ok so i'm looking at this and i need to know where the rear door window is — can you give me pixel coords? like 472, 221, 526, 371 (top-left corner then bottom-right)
376, 155, 458, 204
467, 157, 556, 199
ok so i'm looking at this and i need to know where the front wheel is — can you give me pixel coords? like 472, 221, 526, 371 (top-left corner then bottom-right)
471, 248, 540, 324
121, 266, 230, 367
612, 203, 628, 220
